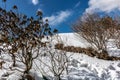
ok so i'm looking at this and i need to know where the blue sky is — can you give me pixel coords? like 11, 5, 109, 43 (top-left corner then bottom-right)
0, 0, 120, 33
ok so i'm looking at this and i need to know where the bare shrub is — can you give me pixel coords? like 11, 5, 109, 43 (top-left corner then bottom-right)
55, 43, 64, 49
72, 14, 115, 53
37, 49, 69, 80
49, 50, 68, 80
37, 34, 70, 80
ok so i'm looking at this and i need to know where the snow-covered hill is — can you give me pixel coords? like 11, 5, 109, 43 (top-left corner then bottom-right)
0, 33, 120, 80
53, 33, 90, 47
52, 33, 120, 57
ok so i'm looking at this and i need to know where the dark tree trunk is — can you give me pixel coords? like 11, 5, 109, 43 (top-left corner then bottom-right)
12, 54, 16, 67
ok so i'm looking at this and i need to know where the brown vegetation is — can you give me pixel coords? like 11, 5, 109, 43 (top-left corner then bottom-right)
55, 43, 120, 61
55, 43, 64, 49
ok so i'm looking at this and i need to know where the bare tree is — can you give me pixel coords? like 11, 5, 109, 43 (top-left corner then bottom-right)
36, 34, 70, 80
72, 13, 115, 53
0, 1, 53, 75
38, 50, 69, 80
13, 10, 53, 74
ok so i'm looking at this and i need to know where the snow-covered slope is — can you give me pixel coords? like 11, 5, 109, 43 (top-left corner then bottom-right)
52, 33, 120, 57
52, 33, 91, 47
42, 33, 90, 47
0, 33, 120, 80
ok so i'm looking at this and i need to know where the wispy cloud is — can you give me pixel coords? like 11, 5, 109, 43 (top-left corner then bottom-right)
44, 10, 72, 26
74, 1, 81, 8
32, 0, 39, 5
85, 0, 120, 13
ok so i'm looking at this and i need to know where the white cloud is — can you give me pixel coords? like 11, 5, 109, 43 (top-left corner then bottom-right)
85, 0, 120, 13
32, 0, 39, 5
44, 10, 72, 26
74, 1, 81, 8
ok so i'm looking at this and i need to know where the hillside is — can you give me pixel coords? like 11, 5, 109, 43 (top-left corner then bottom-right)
0, 33, 120, 80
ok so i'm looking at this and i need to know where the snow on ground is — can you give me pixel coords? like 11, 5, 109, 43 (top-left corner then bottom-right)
107, 39, 120, 57
42, 33, 91, 48
53, 33, 91, 47
0, 33, 120, 80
